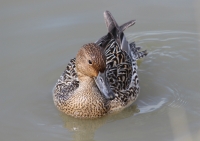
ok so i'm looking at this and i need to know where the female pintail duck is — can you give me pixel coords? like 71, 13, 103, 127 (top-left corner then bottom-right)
53, 11, 147, 119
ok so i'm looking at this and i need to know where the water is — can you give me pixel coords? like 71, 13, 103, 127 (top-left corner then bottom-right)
1, 0, 200, 141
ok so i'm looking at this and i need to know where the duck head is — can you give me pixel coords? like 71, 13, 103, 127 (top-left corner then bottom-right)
75, 43, 115, 100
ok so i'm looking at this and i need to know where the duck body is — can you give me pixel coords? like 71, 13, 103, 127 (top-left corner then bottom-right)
55, 76, 110, 118
53, 11, 147, 118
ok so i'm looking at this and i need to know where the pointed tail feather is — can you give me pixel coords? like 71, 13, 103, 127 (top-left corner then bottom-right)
103, 11, 131, 53
96, 11, 147, 60
104, 11, 119, 32
120, 20, 136, 31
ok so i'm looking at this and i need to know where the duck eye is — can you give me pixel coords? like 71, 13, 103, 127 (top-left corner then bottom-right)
88, 60, 92, 65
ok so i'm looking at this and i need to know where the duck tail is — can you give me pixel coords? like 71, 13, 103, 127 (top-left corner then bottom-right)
120, 20, 136, 31
96, 11, 135, 48
104, 11, 147, 60
103, 11, 135, 33
96, 11, 147, 59
103, 11, 133, 55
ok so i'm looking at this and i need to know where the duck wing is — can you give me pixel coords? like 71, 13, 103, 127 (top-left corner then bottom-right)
53, 58, 79, 100
96, 11, 147, 108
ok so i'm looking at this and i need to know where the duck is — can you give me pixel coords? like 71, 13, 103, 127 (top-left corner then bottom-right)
53, 11, 147, 119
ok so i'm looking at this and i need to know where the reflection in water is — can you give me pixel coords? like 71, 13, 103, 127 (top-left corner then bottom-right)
61, 105, 139, 141
166, 84, 187, 108
168, 107, 193, 141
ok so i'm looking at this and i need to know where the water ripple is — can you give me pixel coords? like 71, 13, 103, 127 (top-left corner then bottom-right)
128, 30, 200, 115
166, 85, 187, 108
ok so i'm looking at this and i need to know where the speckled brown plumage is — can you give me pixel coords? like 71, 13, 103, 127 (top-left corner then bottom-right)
54, 78, 110, 118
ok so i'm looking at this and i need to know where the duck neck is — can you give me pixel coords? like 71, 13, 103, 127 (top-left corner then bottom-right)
79, 76, 94, 84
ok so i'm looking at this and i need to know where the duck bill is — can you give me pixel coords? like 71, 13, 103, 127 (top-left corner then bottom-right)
94, 71, 115, 100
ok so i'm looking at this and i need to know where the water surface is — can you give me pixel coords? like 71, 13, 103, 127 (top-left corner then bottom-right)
1, 0, 200, 141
